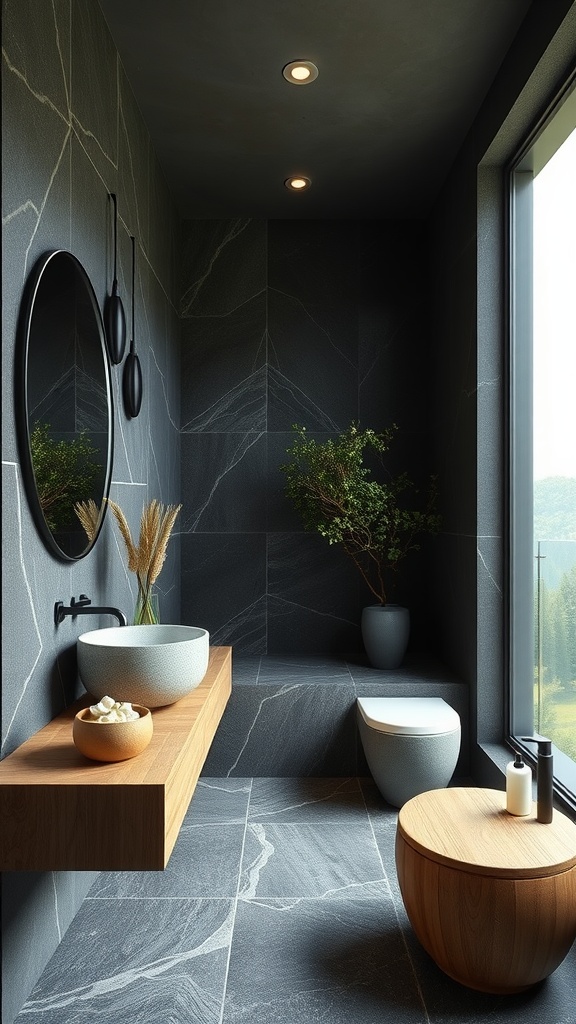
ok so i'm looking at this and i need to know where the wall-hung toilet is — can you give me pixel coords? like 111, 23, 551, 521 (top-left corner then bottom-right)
357, 697, 461, 807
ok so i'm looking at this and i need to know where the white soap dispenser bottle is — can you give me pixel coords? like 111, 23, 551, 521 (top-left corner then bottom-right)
506, 751, 532, 816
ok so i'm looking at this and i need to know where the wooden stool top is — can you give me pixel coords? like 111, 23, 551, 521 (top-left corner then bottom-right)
397, 787, 576, 879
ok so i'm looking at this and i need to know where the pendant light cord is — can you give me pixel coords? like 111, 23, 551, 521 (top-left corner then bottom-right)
110, 193, 118, 284
131, 235, 136, 354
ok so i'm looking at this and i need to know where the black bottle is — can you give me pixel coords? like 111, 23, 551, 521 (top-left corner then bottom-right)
521, 735, 553, 823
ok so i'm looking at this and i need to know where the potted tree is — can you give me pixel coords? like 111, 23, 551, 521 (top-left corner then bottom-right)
280, 422, 440, 667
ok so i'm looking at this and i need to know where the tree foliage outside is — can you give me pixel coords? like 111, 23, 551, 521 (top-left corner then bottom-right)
29, 421, 102, 534
534, 476, 576, 542
280, 422, 440, 606
535, 560, 576, 761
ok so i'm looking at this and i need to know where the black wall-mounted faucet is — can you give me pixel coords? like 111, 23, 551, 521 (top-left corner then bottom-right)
54, 594, 127, 628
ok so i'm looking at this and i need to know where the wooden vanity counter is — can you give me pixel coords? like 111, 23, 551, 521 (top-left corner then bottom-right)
0, 646, 231, 871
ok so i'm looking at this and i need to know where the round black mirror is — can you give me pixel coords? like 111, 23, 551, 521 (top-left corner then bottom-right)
17, 250, 113, 561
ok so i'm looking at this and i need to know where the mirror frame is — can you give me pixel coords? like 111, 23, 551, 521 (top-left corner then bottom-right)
16, 249, 114, 562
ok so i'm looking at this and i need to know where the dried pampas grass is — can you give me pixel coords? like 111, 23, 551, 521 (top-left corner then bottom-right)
105, 498, 182, 622
74, 498, 101, 543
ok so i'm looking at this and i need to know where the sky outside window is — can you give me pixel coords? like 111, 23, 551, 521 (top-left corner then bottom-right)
533, 127, 576, 483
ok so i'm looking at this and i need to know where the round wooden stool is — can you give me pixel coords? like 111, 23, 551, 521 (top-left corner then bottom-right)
395, 787, 576, 994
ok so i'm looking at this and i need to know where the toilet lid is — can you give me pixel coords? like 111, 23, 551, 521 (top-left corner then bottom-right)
357, 696, 460, 735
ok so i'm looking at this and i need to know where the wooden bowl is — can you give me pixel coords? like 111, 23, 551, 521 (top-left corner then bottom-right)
73, 705, 153, 762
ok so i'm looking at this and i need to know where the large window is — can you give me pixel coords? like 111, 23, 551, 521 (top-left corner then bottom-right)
510, 76, 576, 808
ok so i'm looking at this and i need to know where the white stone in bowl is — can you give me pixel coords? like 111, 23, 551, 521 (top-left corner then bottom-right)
77, 624, 210, 707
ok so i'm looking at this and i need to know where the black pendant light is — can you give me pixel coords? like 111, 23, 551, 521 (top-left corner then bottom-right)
104, 193, 126, 364
123, 235, 142, 418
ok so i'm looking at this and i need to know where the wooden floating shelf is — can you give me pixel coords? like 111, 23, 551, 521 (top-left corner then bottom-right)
0, 646, 232, 871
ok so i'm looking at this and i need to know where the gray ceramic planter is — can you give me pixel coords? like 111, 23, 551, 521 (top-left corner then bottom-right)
361, 604, 410, 669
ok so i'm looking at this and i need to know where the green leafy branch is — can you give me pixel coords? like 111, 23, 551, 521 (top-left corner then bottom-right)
280, 422, 440, 605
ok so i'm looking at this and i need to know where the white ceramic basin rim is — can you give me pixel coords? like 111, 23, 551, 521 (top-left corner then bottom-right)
79, 624, 207, 648
77, 624, 210, 707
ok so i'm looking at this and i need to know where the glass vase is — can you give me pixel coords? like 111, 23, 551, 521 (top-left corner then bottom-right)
133, 588, 160, 625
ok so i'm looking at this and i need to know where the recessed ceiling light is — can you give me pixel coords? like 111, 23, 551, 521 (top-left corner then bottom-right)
285, 176, 312, 192
282, 61, 319, 85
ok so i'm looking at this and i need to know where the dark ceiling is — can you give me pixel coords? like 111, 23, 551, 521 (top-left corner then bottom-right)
97, 0, 533, 219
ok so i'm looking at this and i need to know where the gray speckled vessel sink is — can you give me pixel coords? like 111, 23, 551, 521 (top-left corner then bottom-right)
77, 624, 210, 707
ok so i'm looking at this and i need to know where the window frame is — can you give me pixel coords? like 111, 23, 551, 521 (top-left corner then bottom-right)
507, 72, 576, 814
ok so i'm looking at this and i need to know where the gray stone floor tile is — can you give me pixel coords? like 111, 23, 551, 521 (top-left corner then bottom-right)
406, 932, 576, 1023
247, 776, 370, 822
224, 891, 428, 1023
239, 821, 386, 898
359, 774, 396, 814
14, 775, 576, 1024
15, 898, 233, 1024
185, 777, 252, 824
90, 823, 246, 899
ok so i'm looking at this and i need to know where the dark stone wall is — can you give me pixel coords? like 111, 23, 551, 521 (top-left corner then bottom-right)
180, 219, 436, 656
1, 1, 181, 1020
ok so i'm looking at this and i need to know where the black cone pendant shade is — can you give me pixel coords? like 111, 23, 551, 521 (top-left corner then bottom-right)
104, 193, 126, 364
123, 235, 142, 418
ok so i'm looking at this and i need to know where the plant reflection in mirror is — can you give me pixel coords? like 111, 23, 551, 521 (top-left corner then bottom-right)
105, 499, 182, 624
29, 421, 101, 534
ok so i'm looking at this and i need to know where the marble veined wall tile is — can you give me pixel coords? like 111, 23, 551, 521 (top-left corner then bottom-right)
268, 220, 358, 336
267, 221, 357, 432
267, 429, 312, 532
181, 295, 267, 432
70, 136, 109, 304
181, 533, 266, 652
71, 0, 118, 183
2, 0, 70, 119
267, 532, 362, 654
267, 289, 357, 432
2, 72, 72, 279
357, 222, 429, 437
183, 363, 267, 435
181, 432, 267, 533
180, 218, 266, 318
267, 362, 344, 432
477, 533, 504, 746
132, 254, 180, 436
179, 218, 433, 654
17, 898, 234, 1024
202, 682, 357, 776
148, 159, 180, 306
118, 65, 150, 250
